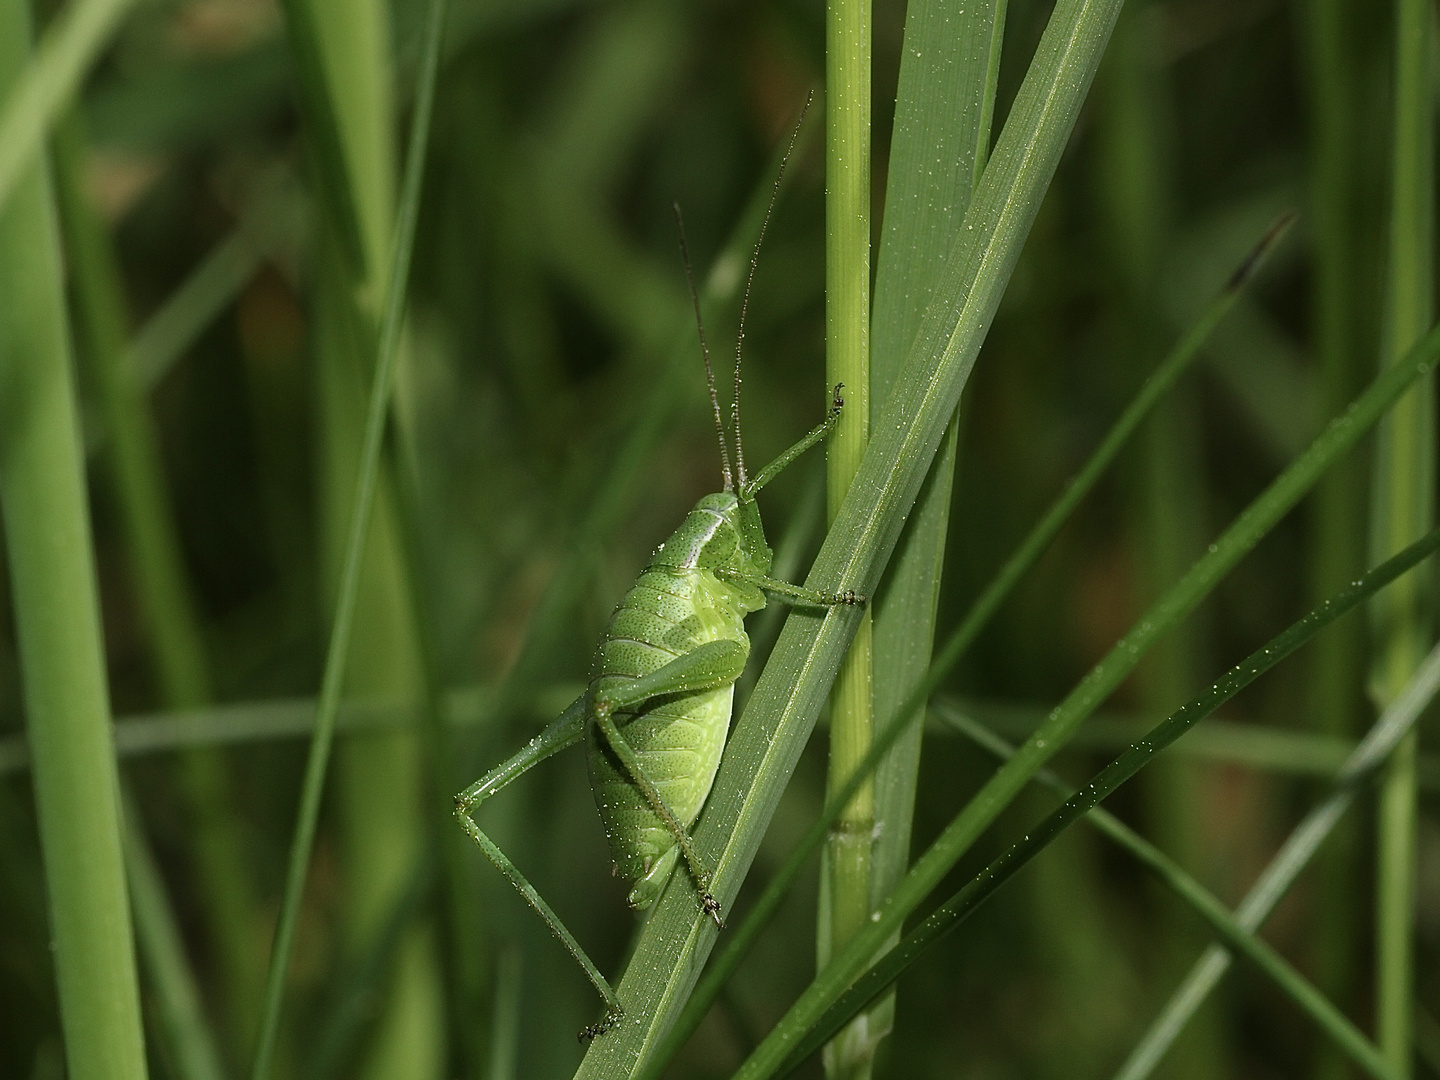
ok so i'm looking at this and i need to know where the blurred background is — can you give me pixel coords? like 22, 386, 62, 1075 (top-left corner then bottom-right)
0, 0, 1436, 1076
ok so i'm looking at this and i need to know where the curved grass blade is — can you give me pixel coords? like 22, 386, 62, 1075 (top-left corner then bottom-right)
1115, 640, 1440, 1080
0, 0, 139, 217
762, 525, 1440, 1080
574, 0, 1127, 1070
634, 210, 1290, 1080
246, 0, 446, 1074
730, 314, 1440, 1080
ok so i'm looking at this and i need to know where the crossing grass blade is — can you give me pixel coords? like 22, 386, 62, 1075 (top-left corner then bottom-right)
730, 312, 1440, 1080
246, 0, 446, 1073
574, 0, 1127, 1071
936, 709, 1396, 1080
763, 524, 1440, 1080
1115, 636, 1440, 1080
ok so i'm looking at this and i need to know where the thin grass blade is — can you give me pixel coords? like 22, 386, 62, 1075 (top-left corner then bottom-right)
733, 313, 1440, 1080
124, 800, 228, 1080
246, 0, 446, 1074
1115, 635, 1440, 1080
765, 526, 1440, 1080
938, 709, 1396, 1080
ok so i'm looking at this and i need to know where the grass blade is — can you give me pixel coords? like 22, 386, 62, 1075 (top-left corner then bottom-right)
1371, 0, 1434, 1071
129, 229, 267, 393
574, 0, 1126, 1070
1116, 636, 1440, 1080
0, 1, 147, 1077
54, 107, 266, 1049
768, 526, 1440, 1080
124, 801, 228, 1080
863, 0, 1006, 1057
246, 0, 446, 1073
937, 709, 1394, 1080
0, 0, 139, 217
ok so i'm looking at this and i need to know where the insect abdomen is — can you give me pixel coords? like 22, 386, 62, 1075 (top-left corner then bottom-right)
585, 565, 748, 909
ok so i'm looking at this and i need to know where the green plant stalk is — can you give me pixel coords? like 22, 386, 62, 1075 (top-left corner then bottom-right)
1115, 637, 1440, 1080
759, 527, 1440, 1080
1301, 0, 1370, 1059
1372, 0, 1434, 1072
301, 0, 449, 1073
1096, 14, 1222, 1077
124, 798, 228, 1080
575, 0, 1127, 1069
863, 0, 1005, 1056
247, 0, 445, 1073
728, 316, 1440, 1080
0, 2, 146, 1077
821, 0, 874, 1075
0, 0, 139, 217
938, 708, 1394, 1080
52, 109, 265, 1051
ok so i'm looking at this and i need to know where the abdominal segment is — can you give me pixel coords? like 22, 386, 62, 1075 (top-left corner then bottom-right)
586, 683, 732, 906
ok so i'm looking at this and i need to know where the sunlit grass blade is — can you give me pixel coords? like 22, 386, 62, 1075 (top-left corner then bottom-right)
0, 3, 147, 1078
1115, 636, 1440, 1080
634, 209, 1287, 1080
763, 525, 1440, 1080
124, 800, 228, 1080
246, 0, 446, 1073
937, 709, 1396, 1080
0, 0, 139, 216
575, 0, 1126, 1070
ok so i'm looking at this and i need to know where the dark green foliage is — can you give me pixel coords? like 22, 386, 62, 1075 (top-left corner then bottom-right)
0, 0, 1433, 1077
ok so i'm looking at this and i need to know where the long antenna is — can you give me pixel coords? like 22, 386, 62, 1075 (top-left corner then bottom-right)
674, 202, 733, 492
733, 91, 814, 491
